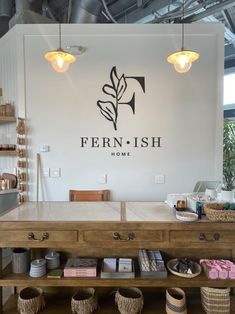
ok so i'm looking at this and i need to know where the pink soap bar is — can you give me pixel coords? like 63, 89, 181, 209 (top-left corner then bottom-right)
229, 270, 235, 279
208, 269, 218, 279
219, 269, 228, 279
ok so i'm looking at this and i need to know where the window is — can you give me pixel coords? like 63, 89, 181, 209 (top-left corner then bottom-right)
224, 73, 235, 120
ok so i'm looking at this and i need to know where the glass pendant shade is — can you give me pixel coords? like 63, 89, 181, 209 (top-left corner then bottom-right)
44, 24, 76, 73
167, 49, 200, 73
44, 48, 76, 73
167, 0, 199, 73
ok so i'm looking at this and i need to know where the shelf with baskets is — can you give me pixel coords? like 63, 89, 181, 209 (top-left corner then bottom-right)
5, 291, 234, 314
0, 117, 16, 124
0, 150, 17, 156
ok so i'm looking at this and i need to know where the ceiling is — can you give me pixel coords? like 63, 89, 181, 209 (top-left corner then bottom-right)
0, 0, 235, 69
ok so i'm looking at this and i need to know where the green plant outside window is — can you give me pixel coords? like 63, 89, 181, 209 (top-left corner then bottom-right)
223, 119, 235, 191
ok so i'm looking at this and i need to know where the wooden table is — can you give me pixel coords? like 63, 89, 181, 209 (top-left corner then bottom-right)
0, 201, 235, 313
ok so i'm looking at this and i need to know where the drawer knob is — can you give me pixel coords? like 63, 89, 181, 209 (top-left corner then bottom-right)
113, 232, 134, 242
199, 232, 220, 242
28, 232, 49, 242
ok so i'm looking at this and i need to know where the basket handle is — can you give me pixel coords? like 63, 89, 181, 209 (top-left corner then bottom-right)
199, 232, 220, 242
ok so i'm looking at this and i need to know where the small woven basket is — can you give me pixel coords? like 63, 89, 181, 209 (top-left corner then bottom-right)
115, 287, 144, 314
17, 287, 45, 314
204, 203, 235, 222
167, 259, 201, 278
71, 288, 97, 314
200, 287, 230, 314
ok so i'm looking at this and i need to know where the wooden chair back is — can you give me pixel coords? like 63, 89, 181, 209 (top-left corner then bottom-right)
69, 190, 110, 202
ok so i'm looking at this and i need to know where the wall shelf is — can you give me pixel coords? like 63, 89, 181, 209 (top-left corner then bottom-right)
0, 117, 16, 124
0, 151, 16, 156
2, 264, 235, 288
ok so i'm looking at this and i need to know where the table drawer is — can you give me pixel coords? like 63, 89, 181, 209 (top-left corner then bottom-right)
170, 231, 235, 243
0, 230, 77, 243
83, 230, 164, 243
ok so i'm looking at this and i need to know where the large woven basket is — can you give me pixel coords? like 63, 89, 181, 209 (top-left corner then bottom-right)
200, 287, 230, 314
115, 287, 144, 314
204, 203, 235, 222
71, 288, 97, 314
17, 287, 45, 314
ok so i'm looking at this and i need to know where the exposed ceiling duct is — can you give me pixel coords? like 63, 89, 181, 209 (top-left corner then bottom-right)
70, 0, 102, 23
0, 0, 13, 37
9, 0, 54, 29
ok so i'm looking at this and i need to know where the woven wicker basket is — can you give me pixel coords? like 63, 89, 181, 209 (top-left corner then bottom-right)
204, 203, 235, 222
200, 287, 230, 314
17, 287, 45, 314
115, 287, 144, 314
71, 288, 97, 314
167, 259, 201, 278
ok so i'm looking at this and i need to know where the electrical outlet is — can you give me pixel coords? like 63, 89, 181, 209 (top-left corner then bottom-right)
99, 174, 107, 184
155, 174, 165, 184
50, 168, 61, 178
42, 168, 50, 177
40, 144, 50, 152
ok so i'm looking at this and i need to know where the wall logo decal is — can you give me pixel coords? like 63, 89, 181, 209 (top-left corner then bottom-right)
97, 66, 145, 130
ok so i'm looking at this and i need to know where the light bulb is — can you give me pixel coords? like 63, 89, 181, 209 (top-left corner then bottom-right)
51, 56, 70, 73
44, 49, 76, 73
174, 53, 192, 73
167, 50, 200, 74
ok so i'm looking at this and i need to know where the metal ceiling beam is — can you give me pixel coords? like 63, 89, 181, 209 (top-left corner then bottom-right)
204, 15, 235, 48
112, 0, 174, 23
222, 9, 235, 34
184, 0, 235, 23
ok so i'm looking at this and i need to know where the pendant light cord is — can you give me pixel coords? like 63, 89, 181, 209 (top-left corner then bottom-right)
182, 0, 185, 50
59, 23, 62, 49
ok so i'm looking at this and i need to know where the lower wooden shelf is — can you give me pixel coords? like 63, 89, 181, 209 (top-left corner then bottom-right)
0, 151, 16, 156
5, 292, 234, 314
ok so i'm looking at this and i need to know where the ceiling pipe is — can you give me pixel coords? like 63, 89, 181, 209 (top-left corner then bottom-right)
15, 0, 31, 11
0, 0, 13, 17
15, 0, 43, 13
70, 0, 102, 23
0, 0, 13, 38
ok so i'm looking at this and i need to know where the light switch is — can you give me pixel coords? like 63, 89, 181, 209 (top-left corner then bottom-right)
50, 168, 61, 178
155, 174, 165, 184
99, 174, 107, 184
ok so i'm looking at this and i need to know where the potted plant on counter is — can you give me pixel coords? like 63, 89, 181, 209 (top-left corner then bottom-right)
222, 119, 235, 201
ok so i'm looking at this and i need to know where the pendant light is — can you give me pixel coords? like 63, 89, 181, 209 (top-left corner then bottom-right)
44, 24, 76, 73
167, 0, 200, 73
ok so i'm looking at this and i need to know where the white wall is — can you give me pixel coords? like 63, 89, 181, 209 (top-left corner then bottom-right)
0, 24, 224, 201
0, 29, 18, 174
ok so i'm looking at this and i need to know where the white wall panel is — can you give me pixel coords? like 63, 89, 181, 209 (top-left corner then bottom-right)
0, 29, 18, 173
0, 24, 224, 201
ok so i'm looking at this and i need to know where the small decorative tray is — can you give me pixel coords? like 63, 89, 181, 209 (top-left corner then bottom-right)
176, 211, 198, 222
167, 258, 201, 278
204, 203, 235, 222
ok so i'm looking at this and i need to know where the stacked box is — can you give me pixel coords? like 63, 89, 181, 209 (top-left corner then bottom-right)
64, 258, 97, 277
138, 249, 167, 278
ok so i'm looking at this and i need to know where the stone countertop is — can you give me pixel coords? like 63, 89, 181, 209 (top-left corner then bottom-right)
125, 202, 178, 222
0, 201, 181, 222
